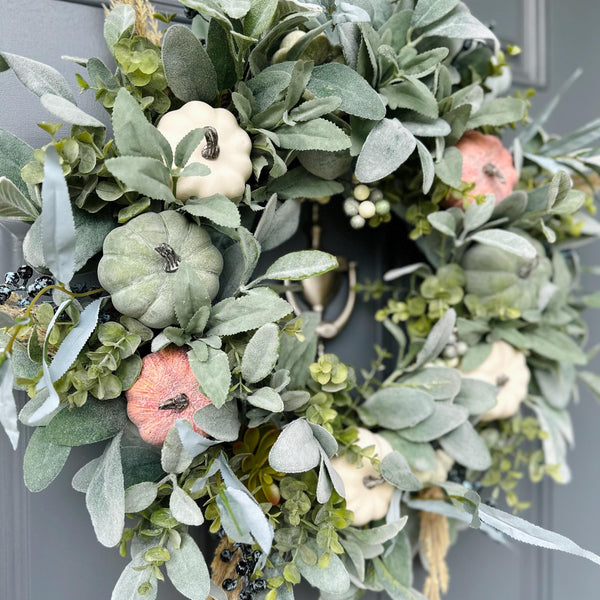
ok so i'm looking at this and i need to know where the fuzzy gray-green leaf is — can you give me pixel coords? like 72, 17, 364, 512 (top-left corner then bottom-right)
23, 426, 70, 492
242, 323, 280, 383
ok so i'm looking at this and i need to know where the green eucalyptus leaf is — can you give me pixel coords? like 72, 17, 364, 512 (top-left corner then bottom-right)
124, 481, 159, 513
247, 387, 284, 412
439, 421, 491, 470
23, 426, 70, 492
111, 561, 157, 600
162, 24, 218, 103
380, 452, 422, 491
269, 418, 322, 472
296, 540, 351, 595
400, 403, 469, 442
435, 147, 462, 189
170, 484, 204, 526
193, 401, 240, 441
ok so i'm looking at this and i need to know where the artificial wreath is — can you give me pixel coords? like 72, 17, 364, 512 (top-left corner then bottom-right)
2, 1, 600, 599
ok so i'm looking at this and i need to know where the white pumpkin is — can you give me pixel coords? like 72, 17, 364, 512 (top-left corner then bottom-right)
462, 340, 530, 421
157, 101, 252, 201
330, 427, 395, 526
413, 450, 454, 485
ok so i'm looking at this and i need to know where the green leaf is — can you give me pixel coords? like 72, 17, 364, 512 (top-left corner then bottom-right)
104, 4, 136, 50
181, 194, 241, 228
173, 263, 211, 332
40, 93, 105, 128
86, 431, 125, 547
188, 345, 231, 408
421, 4, 496, 42
267, 166, 344, 199
105, 156, 176, 203
0, 176, 39, 221
0, 128, 34, 197
248, 386, 284, 412
207, 19, 237, 91
435, 147, 463, 189
260, 250, 338, 281
111, 88, 172, 164
363, 387, 435, 429
46, 397, 128, 446
269, 418, 322, 472
415, 138, 435, 193
355, 118, 416, 183
161, 425, 193, 474
194, 401, 240, 441
174, 128, 206, 168
411, 308, 456, 370
464, 195, 495, 232
170, 484, 204, 526
439, 421, 491, 470
41, 146, 76, 284
220, 0, 251, 18
254, 196, 300, 251
124, 481, 159, 513
46, 299, 102, 385
526, 328, 588, 365
242, 323, 280, 383
276, 118, 351, 152
479, 504, 600, 566
467, 97, 527, 129
412, 0, 459, 28
380, 77, 439, 119
454, 377, 497, 415
307, 63, 385, 120
166, 533, 211, 599
207, 288, 293, 336
380, 452, 422, 491
398, 366, 461, 400
469, 229, 537, 261
244, 0, 278, 37
0, 51, 75, 102
427, 211, 457, 237
162, 24, 218, 103
400, 403, 469, 442
290, 97, 342, 122
111, 561, 157, 600
296, 540, 351, 595
23, 426, 70, 492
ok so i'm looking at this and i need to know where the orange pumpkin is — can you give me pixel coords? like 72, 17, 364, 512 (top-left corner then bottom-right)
126, 346, 211, 445
447, 131, 518, 206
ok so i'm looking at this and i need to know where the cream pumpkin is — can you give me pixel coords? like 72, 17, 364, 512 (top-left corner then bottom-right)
157, 101, 252, 201
462, 340, 531, 421
331, 427, 395, 526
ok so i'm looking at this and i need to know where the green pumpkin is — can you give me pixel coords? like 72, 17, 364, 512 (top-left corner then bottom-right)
462, 236, 552, 314
98, 211, 223, 328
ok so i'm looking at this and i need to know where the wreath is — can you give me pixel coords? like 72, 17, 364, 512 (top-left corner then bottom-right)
1, 1, 600, 599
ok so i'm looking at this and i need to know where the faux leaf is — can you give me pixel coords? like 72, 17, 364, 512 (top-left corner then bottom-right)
469, 229, 537, 260
439, 421, 491, 470
355, 118, 416, 183
86, 431, 125, 547
0, 357, 19, 449
411, 308, 457, 370
0, 176, 40, 221
241, 323, 280, 383
380, 452, 422, 491
40, 93, 105, 128
104, 4, 136, 50
276, 118, 351, 152
182, 194, 241, 228
0, 129, 34, 197
247, 387, 284, 412
162, 24, 218, 103
363, 387, 435, 430
166, 533, 211, 600
259, 250, 338, 282
269, 418, 322, 472
187, 345, 231, 408
170, 484, 205, 526
23, 426, 70, 492
307, 63, 386, 120
412, 0, 459, 29
41, 146, 76, 284
207, 288, 292, 337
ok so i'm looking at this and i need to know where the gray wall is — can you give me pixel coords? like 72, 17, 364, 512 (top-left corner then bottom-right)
1, 1, 600, 599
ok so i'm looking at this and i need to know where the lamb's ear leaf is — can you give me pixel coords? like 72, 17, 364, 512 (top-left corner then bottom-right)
165, 533, 211, 600
41, 146, 76, 284
0, 357, 19, 449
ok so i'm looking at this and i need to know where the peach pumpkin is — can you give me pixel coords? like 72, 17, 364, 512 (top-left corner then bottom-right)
126, 346, 211, 445
447, 131, 518, 206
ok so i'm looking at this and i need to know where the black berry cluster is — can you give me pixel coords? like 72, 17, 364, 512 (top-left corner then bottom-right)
220, 543, 266, 598
0, 265, 53, 307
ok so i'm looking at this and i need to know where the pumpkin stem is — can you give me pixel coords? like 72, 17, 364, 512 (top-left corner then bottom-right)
496, 374, 509, 387
154, 243, 181, 273
483, 162, 506, 184
202, 126, 220, 160
158, 393, 189, 412
363, 475, 386, 489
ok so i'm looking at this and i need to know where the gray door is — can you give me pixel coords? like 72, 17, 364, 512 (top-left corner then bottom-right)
1, 1, 600, 599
